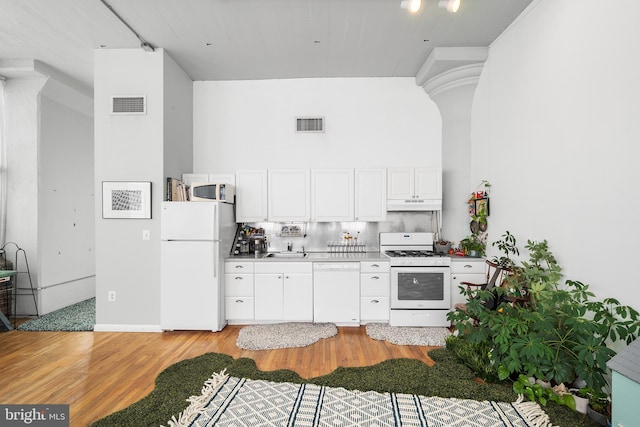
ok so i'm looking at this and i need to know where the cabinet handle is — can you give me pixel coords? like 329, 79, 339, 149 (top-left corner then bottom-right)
464, 264, 472, 268
453, 276, 457, 280
235, 265, 244, 269
278, 276, 282, 279
371, 276, 380, 280
235, 299, 244, 303
285, 275, 289, 279
371, 264, 379, 267
235, 276, 243, 280
371, 299, 379, 304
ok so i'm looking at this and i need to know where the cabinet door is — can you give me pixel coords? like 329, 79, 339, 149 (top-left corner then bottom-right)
355, 169, 386, 221
283, 273, 313, 321
451, 273, 485, 308
361, 297, 390, 323
268, 169, 310, 221
225, 297, 255, 321
224, 273, 254, 297
236, 170, 268, 222
387, 168, 414, 199
360, 273, 390, 297
415, 168, 442, 199
254, 273, 283, 320
311, 169, 354, 221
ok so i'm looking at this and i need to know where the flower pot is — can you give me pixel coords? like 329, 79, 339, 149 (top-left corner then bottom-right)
573, 395, 589, 414
587, 405, 609, 426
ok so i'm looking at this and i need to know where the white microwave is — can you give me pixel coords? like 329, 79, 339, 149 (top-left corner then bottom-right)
189, 182, 235, 203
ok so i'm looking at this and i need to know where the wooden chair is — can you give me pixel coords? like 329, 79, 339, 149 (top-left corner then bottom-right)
453, 260, 511, 313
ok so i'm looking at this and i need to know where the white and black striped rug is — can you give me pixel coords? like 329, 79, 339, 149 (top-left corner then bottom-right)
164, 371, 555, 427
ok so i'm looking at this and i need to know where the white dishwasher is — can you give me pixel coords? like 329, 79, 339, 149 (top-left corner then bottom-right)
313, 262, 360, 326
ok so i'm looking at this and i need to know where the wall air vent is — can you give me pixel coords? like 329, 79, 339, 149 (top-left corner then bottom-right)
296, 117, 325, 133
111, 95, 146, 115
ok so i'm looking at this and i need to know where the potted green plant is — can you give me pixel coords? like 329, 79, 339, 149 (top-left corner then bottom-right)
459, 233, 486, 257
586, 391, 610, 426
449, 232, 640, 410
491, 231, 519, 270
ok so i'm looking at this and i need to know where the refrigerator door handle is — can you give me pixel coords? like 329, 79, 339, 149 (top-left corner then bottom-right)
213, 242, 218, 279
213, 203, 219, 241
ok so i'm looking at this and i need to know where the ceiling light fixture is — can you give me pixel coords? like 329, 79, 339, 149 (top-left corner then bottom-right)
400, 0, 422, 13
100, 0, 156, 52
439, 0, 461, 13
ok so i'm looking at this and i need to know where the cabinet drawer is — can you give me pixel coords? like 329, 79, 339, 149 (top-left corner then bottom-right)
360, 261, 390, 273
360, 297, 389, 322
225, 261, 254, 273
450, 260, 485, 274
225, 273, 254, 296
225, 297, 254, 320
360, 273, 390, 296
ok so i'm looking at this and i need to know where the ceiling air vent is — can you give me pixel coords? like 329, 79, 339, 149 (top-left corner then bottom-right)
296, 117, 324, 133
111, 95, 146, 115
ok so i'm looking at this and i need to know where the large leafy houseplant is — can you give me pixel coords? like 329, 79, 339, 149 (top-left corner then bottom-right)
448, 232, 640, 396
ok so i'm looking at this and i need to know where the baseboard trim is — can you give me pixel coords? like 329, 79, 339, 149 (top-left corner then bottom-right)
93, 324, 162, 333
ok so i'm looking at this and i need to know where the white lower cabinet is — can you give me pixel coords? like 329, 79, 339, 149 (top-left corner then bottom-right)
360, 261, 390, 323
450, 259, 486, 308
255, 262, 313, 322
225, 261, 255, 323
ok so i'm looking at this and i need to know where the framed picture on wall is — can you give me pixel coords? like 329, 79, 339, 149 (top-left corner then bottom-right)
474, 197, 490, 217
102, 181, 151, 219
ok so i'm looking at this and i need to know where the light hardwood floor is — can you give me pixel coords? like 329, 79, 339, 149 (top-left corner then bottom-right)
0, 325, 437, 427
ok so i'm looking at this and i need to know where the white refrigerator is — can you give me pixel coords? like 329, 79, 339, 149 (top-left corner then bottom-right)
161, 201, 236, 331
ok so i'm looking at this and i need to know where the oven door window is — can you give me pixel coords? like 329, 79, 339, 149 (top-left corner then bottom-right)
397, 272, 444, 301
391, 267, 451, 310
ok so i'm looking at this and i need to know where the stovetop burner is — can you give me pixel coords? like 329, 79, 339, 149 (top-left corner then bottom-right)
385, 250, 435, 258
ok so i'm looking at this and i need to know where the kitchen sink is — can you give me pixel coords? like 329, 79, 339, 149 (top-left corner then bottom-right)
265, 252, 308, 258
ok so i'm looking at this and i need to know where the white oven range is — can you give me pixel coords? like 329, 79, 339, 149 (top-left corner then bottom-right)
380, 232, 451, 327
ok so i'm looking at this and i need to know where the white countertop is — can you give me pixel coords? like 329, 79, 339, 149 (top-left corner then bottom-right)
226, 251, 388, 262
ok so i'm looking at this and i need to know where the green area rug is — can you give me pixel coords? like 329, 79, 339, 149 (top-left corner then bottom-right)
91, 349, 597, 427
17, 297, 95, 331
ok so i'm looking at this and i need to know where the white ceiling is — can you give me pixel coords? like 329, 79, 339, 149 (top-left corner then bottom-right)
0, 0, 533, 91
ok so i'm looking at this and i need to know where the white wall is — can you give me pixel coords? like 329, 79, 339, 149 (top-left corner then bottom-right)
4, 77, 45, 314
94, 49, 192, 330
471, 0, 640, 311
94, 49, 164, 329
163, 54, 193, 180
193, 78, 442, 172
39, 80, 95, 313
3, 69, 93, 315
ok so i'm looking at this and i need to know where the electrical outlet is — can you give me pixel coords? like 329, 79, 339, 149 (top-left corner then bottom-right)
108, 291, 116, 302
142, 230, 150, 240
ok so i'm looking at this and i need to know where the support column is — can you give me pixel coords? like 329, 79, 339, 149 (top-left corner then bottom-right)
416, 48, 487, 246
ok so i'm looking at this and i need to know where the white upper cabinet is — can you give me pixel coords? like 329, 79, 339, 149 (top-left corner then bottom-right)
355, 168, 386, 222
235, 170, 268, 222
414, 168, 442, 199
387, 168, 415, 200
387, 167, 442, 211
268, 169, 310, 222
311, 169, 354, 222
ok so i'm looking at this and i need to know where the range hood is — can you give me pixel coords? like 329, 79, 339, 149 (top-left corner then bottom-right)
387, 199, 442, 211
